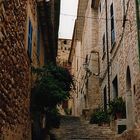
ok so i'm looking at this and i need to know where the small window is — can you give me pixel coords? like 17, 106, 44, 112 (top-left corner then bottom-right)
64, 40, 67, 44
137, 0, 140, 35
102, 33, 106, 53
37, 27, 40, 65
122, 0, 126, 18
99, 2, 101, 13
112, 76, 118, 98
85, 55, 88, 63
110, 3, 115, 46
133, 85, 136, 95
77, 59, 78, 71
27, 19, 33, 59
103, 86, 107, 112
86, 79, 88, 89
136, 0, 140, 49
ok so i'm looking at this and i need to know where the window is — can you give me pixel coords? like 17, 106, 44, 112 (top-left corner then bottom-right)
112, 76, 118, 98
64, 40, 67, 44
121, 0, 126, 18
85, 55, 88, 63
110, 3, 115, 46
37, 27, 40, 64
136, 0, 140, 50
102, 33, 106, 54
86, 79, 89, 88
27, 19, 33, 58
137, 0, 140, 33
103, 86, 107, 112
137, 0, 140, 31
77, 59, 78, 71
99, 2, 101, 13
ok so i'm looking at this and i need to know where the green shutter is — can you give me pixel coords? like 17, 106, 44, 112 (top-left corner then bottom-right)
138, 0, 140, 37
136, 0, 140, 62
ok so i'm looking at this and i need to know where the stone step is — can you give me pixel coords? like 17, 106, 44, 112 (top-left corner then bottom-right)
50, 116, 115, 140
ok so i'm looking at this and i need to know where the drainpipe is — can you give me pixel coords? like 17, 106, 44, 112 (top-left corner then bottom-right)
105, 0, 111, 103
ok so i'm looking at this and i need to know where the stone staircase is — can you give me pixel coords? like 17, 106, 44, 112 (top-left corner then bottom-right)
50, 116, 115, 140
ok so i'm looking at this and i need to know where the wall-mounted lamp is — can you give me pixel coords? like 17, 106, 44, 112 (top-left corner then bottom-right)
83, 62, 92, 76
83, 62, 99, 76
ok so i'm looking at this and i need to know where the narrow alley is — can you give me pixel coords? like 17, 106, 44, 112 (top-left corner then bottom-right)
50, 116, 115, 140
1, 0, 140, 139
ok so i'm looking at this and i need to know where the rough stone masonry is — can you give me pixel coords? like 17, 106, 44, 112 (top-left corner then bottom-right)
0, 0, 32, 139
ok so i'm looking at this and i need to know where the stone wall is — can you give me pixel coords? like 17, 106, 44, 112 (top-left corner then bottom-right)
57, 39, 71, 67
69, 0, 101, 117
80, 0, 101, 114
0, 0, 33, 139
99, 0, 140, 131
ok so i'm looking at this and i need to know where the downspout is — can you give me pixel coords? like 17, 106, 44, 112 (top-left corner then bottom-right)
105, 0, 111, 103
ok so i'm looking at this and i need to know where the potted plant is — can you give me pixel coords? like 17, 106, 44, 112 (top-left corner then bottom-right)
108, 97, 126, 119
90, 108, 110, 126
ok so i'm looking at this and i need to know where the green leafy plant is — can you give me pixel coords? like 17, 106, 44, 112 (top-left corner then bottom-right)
108, 97, 126, 119
31, 63, 74, 128
90, 108, 110, 125
31, 64, 74, 108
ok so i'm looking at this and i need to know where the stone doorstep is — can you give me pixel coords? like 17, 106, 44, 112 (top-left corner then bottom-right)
115, 129, 140, 140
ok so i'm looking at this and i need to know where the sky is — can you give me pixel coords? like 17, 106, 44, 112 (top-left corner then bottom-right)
59, 0, 79, 39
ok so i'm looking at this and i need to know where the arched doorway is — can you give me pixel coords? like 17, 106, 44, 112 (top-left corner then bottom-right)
126, 66, 134, 130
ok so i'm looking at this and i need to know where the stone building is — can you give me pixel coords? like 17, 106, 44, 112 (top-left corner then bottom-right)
95, 0, 140, 138
0, 0, 60, 139
69, 0, 101, 117
0, 1, 32, 139
70, 0, 140, 138
37, 0, 61, 64
88, 0, 140, 139
57, 39, 71, 67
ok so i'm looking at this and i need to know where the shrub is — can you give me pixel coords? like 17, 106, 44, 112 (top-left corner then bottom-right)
31, 64, 74, 109
108, 97, 126, 119
90, 108, 110, 124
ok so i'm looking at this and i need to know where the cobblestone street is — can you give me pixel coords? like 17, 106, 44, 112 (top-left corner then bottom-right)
50, 116, 115, 140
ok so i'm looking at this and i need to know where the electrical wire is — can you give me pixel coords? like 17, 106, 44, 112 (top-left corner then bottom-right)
60, 12, 137, 22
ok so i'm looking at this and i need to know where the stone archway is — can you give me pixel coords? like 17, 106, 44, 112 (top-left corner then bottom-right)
126, 66, 134, 130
